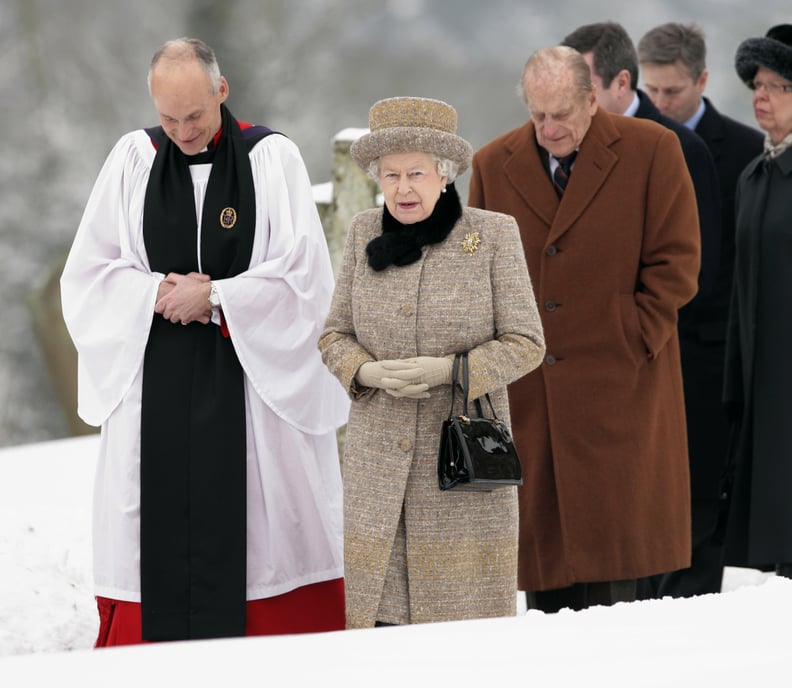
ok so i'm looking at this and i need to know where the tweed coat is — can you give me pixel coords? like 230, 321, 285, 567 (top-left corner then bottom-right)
723, 146, 792, 567
318, 205, 545, 628
468, 109, 701, 591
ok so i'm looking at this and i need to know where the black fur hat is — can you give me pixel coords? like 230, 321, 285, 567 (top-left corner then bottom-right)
735, 24, 792, 84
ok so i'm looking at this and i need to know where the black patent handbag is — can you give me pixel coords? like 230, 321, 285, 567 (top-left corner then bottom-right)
437, 352, 523, 491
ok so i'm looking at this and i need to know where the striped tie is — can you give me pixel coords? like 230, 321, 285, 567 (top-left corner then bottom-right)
553, 152, 577, 197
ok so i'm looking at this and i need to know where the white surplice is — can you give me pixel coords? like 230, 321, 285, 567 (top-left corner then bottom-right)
61, 129, 350, 602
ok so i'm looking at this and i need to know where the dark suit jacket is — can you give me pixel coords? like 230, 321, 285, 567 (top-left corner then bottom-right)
693, 97, 764, 336
638, 93, 762, 503
635, 90, 721, 305
682, 98, 763, 503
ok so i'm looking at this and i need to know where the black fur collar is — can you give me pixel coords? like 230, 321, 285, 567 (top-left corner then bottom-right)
366, 183, 462, 271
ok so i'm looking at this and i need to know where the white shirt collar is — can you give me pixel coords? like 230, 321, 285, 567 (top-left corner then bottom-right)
684, 99, 706, 131
623, 92, 640, 117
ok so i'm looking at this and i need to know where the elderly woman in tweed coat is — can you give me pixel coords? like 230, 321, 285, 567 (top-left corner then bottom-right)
318, 97, 545, 629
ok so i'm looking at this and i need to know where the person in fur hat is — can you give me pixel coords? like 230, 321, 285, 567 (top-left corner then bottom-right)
723, 25, 792, 578
318, 97, 545, 628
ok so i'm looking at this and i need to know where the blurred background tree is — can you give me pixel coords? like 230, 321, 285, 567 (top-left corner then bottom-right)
0, 0, 785, 446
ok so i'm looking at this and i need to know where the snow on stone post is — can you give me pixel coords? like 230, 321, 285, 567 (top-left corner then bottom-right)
325, 128, 379, 275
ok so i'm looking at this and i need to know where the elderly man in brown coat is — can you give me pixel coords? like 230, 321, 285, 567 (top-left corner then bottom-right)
469, 46, 701, 613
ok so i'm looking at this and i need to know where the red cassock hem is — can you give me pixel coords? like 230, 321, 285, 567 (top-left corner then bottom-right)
95, 578, 345, 647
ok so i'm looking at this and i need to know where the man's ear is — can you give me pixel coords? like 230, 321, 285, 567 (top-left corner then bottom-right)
218, 76, 230, 103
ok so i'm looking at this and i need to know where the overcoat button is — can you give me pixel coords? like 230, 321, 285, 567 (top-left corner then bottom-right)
400, 439, 412, 452
545, 245, 558, 256
545, 300, 557, 312
545, 354, 557, 365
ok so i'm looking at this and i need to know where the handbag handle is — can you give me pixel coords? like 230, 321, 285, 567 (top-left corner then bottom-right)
448, 352, 502, 422
447, 353, 463, 419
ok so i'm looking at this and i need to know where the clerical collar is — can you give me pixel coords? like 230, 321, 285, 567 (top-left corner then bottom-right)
184, 128, 224, 163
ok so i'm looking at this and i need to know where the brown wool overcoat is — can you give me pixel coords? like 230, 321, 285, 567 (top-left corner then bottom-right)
469, 109, 701, 591
319, 206, 545, 628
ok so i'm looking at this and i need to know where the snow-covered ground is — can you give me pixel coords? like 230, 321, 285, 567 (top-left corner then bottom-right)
0, 435, 788, 686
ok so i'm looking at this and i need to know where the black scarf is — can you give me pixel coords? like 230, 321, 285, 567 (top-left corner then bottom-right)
366, 182, 462, 270
139, 105, 271, 641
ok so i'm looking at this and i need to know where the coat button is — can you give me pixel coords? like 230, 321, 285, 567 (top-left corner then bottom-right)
399, 304, 414, 317
545, 354, 557, 366
545, 300, 557, 312
400, 439, 412, 452
545, 245, 558, 256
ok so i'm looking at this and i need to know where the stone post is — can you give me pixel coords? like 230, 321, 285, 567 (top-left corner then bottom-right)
316, 128, 378, 461
324, 128, 379, 274
27, 255, 97, 436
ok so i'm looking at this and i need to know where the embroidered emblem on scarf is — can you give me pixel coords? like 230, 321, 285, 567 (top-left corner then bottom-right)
220, 207, 238, 229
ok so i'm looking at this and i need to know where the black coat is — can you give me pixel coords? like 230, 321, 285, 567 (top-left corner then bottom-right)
638, 97, 764, 598
635, 92, 763, 501
681, 99, 764, 501
692, 98, 765, 341
724, 146, 792, 567
635, 90, 721, 304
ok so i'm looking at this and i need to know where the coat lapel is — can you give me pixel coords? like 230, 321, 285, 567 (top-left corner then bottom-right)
696, 98, 726, 164
502, 123, 558, 227
499, 112, 621, 245
547, 110, 620, 244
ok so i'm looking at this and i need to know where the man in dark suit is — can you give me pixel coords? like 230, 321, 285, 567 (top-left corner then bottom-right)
637, 22, 765, 597
562, 22, 725, 600
563, 22, 720, 302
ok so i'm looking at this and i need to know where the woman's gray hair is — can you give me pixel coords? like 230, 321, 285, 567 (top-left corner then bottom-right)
367, 155, 459, 183
147, 37, 222, 94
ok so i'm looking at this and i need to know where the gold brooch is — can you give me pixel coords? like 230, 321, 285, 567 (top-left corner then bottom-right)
461, 232, 481, 254
220, 207, 237, 229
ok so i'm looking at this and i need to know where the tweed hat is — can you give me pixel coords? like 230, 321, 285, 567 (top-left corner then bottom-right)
350, 97, 473, 174
735, 24, 792, 84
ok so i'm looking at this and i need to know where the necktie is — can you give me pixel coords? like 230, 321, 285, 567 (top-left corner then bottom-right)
553, 151, 577, 197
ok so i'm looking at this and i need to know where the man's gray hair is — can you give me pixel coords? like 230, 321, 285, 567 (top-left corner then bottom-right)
519, 45, 593, 106
147, 37, 222, 94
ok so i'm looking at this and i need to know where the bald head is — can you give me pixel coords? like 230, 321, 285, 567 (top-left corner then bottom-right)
521, 46, 594, 106
148, 38, 222, 95
520, 46, 597, 159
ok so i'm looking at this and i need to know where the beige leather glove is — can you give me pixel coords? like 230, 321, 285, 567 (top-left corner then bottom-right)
403, 356, 453, 388
356, 360, 429, 399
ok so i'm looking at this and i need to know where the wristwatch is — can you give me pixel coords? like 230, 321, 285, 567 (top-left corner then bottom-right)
208, 281, 221, 308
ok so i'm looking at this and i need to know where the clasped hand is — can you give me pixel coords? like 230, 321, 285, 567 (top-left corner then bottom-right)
356, 356, 453, 399
154, 272, 212, 325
